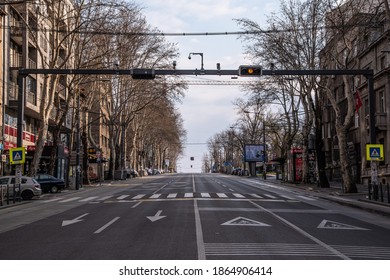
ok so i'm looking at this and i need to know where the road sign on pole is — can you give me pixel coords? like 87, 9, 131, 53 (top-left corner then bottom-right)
366, 144, 384, 161
9, 147, 26, 165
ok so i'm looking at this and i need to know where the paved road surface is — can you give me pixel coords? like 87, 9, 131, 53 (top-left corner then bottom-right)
1, 173, 389, 259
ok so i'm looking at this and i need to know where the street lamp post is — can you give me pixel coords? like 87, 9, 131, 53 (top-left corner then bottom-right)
263, 121, 266, 180
75, 89, 81, 190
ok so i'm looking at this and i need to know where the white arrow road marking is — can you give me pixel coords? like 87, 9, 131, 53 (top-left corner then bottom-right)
147, 210, 167, 222
94, 217, 120, 234
62, 213, 89, 227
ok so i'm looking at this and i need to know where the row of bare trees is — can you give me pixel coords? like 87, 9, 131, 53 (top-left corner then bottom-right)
12, 0, 186, 182
205, 0, 390, 192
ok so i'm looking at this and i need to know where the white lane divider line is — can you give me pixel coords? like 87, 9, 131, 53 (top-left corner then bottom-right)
94, 217, 120, 234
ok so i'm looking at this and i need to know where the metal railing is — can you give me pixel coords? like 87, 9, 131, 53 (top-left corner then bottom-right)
368, 183, 390, 203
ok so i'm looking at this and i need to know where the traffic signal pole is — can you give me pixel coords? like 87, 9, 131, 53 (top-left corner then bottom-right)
17, 67, 376, 183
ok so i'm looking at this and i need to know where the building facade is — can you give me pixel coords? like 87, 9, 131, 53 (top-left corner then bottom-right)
321, 1, 390, 185
0, 1, 111, 181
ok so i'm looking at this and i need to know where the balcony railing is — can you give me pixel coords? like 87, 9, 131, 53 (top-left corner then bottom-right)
28, 58, 37, 69
10, 21, 23, 37
375, 113, 387, 130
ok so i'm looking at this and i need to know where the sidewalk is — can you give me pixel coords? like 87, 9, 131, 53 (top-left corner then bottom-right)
259, 175, 390, 217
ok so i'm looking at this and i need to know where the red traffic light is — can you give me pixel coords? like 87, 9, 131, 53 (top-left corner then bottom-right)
239, 65, 262, 76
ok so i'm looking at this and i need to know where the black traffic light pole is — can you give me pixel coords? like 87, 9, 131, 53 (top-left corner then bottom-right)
17, 67, 376, 182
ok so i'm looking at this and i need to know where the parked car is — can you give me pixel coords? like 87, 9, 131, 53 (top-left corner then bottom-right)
0, 176, 42, 200
231, 168, 242, 175
33, 174, 65, 193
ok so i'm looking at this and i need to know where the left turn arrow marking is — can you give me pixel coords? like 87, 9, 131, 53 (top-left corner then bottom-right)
62, 213, 89, 227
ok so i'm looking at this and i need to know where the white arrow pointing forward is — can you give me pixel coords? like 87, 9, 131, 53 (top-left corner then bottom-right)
147, 210, 166, 222
62, 213, 89, 227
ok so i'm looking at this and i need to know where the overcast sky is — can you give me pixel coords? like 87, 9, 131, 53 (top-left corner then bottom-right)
142, 0, 281, 172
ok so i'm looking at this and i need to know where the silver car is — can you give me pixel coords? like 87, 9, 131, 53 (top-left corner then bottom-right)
0, 176, 42, 200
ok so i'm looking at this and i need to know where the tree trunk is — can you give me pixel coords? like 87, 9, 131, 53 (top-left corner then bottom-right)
336, 125, 357, 193
315, 128, 329, 188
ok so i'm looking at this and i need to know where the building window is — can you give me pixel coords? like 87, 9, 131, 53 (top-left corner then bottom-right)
27, 76, 37, 105
380, 56, 386, 71
355, 112, 359, 128
379, 89, 386, 113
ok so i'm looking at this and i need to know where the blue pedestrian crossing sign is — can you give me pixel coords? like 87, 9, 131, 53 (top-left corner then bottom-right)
366, 144, 384, 161
9, 147, 26, 165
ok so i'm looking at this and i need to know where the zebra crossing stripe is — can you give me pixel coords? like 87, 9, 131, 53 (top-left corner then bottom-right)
167, 193, 177, 198
298, 195, 317, 201
59, 197, 82, 203
217, 193, 228, 198
117, 195, 130, 200
184, 193, 193, 198
132, 194, 146, 199
250, 194, 262, 199
40, 197, 64, 203
150, 194, 162, 199
262, 194, 277, 199
97, 195, 113, 201
79, 196, 98, 202
201, 193, 211, 198
233, 193, 245, 198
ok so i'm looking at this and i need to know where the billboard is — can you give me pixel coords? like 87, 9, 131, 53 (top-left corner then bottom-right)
244, 144, 266, 162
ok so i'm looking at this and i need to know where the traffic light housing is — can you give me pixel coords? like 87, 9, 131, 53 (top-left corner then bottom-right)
132, 68, 155, 80
239, 65, 262, 76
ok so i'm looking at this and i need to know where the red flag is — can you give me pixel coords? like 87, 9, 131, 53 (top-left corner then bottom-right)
355, 90, 362, 112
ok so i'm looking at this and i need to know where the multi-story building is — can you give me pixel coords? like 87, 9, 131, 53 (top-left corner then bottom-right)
320, 0, 390, 185
0, 0, 109, 182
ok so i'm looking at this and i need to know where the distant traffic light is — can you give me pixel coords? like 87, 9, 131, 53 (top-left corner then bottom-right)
239, 65, 262, 76
131, 68, 155, 79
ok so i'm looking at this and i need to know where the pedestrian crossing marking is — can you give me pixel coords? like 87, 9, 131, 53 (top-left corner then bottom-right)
40, 192, 296, 204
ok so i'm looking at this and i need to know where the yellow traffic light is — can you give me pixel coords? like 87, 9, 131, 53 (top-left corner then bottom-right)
239, 65, 262, 76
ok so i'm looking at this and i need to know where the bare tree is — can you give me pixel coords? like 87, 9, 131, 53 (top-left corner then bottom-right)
236, 0, 333, 187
